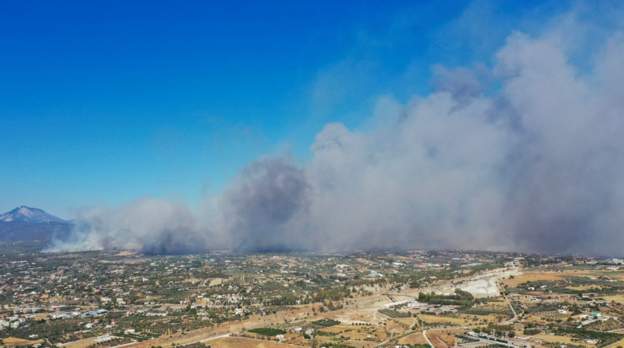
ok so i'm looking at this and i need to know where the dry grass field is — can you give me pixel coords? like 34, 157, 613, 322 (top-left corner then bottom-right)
318, 324, 377, 338
392, 317, 419, 328
58, 336, 101, 348
427, 329, 457, 348
209, 337, 305, 348
503, 269, 611, 288
419, 314, 467, 326
458, 313, 502, 325
397, 331, 428, 345
502, 272, 565, 287
533, 333, 594, 348
314, 329, 379, 348
604, 295, 624, 304
2, 337, 45, 347
315, 323, 400, 347
605, 337, 624, 348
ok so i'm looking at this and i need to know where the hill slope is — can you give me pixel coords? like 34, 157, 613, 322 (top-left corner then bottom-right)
0, 206, 72, 242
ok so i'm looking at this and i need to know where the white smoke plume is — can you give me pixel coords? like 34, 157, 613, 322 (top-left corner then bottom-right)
48, 199, 207, 254
53, 10, 624, 256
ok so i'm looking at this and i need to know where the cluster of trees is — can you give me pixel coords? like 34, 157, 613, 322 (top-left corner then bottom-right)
312, 318, 340, 327
5, 318, 83, 343
418, 289, 474, 306
474, 324, 516, 338
312, 287, 351, 302
248, 327, 286, 336
555, 326, 624, 346
378, 308, 412, 318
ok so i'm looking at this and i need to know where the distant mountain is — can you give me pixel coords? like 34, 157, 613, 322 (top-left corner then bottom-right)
0, 205, 67, 223
0, 206, 72, 242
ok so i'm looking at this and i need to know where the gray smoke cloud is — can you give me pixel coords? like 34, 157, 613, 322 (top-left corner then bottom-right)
52, 12, 624, 256
48, 199, 208, 254
218, 158, 310, 252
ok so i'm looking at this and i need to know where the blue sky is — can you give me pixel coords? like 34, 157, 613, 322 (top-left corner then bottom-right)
0, 0, 569, 217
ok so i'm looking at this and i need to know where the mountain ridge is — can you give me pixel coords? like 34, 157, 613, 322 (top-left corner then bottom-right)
0, 205, 67, 223
0, 206, 71, 242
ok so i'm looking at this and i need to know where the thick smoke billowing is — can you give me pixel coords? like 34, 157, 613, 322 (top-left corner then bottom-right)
53, 15, 624, 256
219, 158, 309, 251
48, 199, 207, 254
